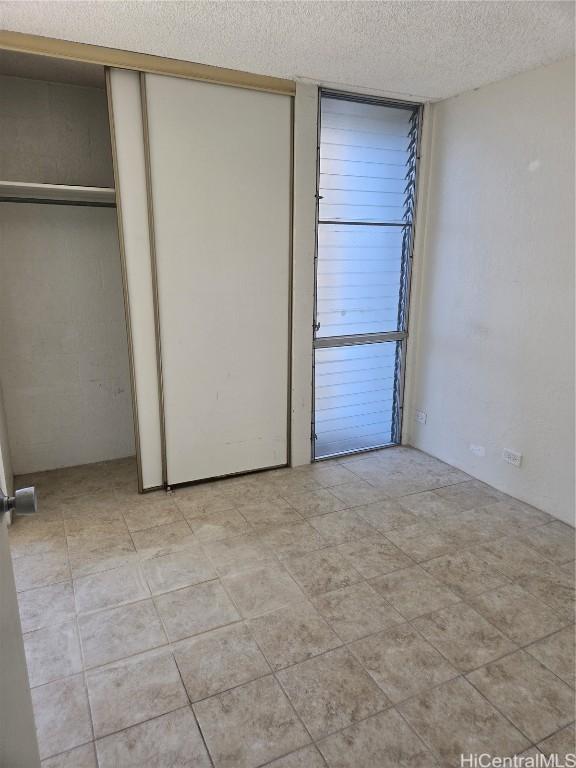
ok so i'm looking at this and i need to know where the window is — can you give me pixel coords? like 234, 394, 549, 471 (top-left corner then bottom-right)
313, 92, 420, 459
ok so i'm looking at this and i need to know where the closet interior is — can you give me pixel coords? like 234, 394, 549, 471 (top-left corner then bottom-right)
0, 51, 137, 489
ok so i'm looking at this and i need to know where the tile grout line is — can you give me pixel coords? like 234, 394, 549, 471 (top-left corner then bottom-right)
20, 530, 574, 649
22, 515, 575, 677
13, 454, 574, 765
170, 652, 216, 768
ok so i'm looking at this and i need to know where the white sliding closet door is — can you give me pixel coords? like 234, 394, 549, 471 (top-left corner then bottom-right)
144, 75, 291, 485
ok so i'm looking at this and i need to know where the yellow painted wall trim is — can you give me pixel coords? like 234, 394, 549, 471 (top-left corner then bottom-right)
0, 30, 296, 95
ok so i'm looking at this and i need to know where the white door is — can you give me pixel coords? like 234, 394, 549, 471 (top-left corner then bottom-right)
144, 75, 292, 485
0, 385, 41, 767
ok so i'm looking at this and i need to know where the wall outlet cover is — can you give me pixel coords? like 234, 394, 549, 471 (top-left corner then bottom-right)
415, 409, 427, 424
503, 448, 522, 467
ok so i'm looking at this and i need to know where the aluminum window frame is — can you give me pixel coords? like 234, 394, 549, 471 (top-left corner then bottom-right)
312, 88, 423, 460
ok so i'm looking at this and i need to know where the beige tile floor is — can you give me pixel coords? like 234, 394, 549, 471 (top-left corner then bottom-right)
9, 447, 575, 767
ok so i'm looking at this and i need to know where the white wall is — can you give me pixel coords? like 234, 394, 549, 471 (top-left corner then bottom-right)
407, 57, 575, 524
0, 74, 114, 187
0, 204, 135, 473
0, 75, 134, 474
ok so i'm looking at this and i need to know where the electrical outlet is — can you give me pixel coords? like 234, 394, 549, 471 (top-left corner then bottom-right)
503, 449, 522, 467
415, 409, 427, 424
469, 444, 485, 457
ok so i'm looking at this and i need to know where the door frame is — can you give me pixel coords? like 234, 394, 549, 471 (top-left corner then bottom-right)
0, 384, 41, 767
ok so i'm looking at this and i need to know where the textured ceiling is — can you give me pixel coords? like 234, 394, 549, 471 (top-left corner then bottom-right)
0, 1, 573, 101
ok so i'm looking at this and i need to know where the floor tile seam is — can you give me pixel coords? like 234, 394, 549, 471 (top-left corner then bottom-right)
76, 558, 226, 611
184, 523, 254, 546
78, 598, 171, 673
166, 611, 442, 712
21, 608, 80, 639
286, 687, 394, 745
360, 475, 473, 495
233, 493, 311, 518
41, 735, 96, 765
270, 640, 397, 720
271, 665, 343, 747
170, 653, 217, 768
276, 487, 353, 513
451, 638, 576, 688
522, 642, 576, 689
181, 666, 275, 708
26, 615, 83, 690
520, 621, 576, 653
239, 582, 418, 668
176, 575, 275, 675
91, 702, 196, 750
463, 666, 563, 748
417, 562, 515, 596
494, 536, 573, 572
79, 634, 172, 676
466, 641, 574, 682
72, 569, 153, 615
350, 651, 462, 709
16, 573, 71, 595
380, 531, 521, 567
124, 509, 197, 554
33, 669, 96, 761
312, 581, 406, 632
396, 674, 541, 765
266, 531, 379, 560
258, 743, 329, 768
252, 615, 348, 674
36, 639, 179, 688
366, 564, 466, 613
119, 512, 188, 538
249, 621, 345, 672
280, 529, 383, 564
534, 721, 576, 748
300, 526, 397, 552
219, 558, 313, 625
67, 544, 137, 568
73, 588, 146, 618
390, 477, 473, 498
406, 611, 521, 673
392, 700, 451, 766
512, 577, 576, 617
152, 582, 244, 644
455, 596, 575, 646
175, 621, 319, 750
281, 556, 366, 595
229, 617, 321, 747
64, 520, 131, 540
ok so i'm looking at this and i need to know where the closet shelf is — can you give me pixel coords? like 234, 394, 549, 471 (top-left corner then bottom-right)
0, 181, 116, 206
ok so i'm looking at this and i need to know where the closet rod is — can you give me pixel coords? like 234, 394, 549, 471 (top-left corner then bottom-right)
0, 182, 117, 207
0, 197, 116, 207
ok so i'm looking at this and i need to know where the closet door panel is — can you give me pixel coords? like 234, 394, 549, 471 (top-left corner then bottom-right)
107, 69, 164, 490
144, 74, 291, 485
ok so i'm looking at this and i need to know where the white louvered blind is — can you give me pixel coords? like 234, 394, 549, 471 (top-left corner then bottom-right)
314, 94, 418, 458
314, 341, 398, 458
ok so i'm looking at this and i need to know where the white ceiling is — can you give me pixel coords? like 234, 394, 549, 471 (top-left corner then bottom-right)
0, 0, 573, 101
